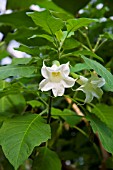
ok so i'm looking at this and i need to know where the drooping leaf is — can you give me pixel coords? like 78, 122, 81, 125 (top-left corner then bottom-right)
92, 104, 113, 131
27, 10, 64, 34
81, 55, 113, 91
0, 114, 51, 170
66, 18, 98, 32
33, 147, 61, 170
0, 65, 36, 80
87, 114, 113, 154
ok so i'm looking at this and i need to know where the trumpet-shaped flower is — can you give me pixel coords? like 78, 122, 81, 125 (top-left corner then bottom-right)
76, 74, 105, 103
39, 61, 75, 97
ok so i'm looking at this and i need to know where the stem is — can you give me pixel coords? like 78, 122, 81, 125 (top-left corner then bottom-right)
94, 39, 107, 52
79, 29, 93, 51
47, 91, 52, 124
93, 37, 101, 52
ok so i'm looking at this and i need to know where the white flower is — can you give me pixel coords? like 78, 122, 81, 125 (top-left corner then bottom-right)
39, 61, 75, 97
76, 74, 105, 103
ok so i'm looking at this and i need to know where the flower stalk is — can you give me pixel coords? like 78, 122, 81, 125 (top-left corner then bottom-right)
47, 91, 52, 124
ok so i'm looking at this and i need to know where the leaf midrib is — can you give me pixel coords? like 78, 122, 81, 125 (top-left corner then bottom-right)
16, 114, 40, 165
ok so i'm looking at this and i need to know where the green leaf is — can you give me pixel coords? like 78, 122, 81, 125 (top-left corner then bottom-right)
71, 63, 90, 73
0, 94, 26, 114
62, 109, 82, 126
33, 147, 61, 170
27, 100, 42, 108
102, 32, 113, 40
62, 38, 80, 50
27, 10, 64, 34
73, 49, 103, 62
87, 114, 113, 154
0, 114, 51, 170
11, 58, 32, 65
0, 49, 9, 60
92, 104, 113, 131
51, 108, 62, 119
5, 27, 51, 47
14, 44, 40, 56
61, 49, 103, 62
81, 56, 113, 91
30, 34, 54, 43
0, 11, 35, 28
53, 0, 90, 15
38, 1, 68, 14
0, 65, 36, 80
66, 18, 98, 32
51, 108, 81, 126
0, 80, 9, 91
6, 0, 41, 10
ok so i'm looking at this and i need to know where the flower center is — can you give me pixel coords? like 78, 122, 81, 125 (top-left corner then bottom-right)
51, 71, 61, 82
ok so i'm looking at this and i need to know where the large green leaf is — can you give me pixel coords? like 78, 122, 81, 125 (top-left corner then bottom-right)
33, 147, 61, 170
81, 56, 113, 91
66, 18, 98, 32
0, 65, 36, 80
0, 94, 26, 114
92, 104, 113, 131
87, 114, 113, 154
0, 11, 35, 28
0, 114, 51, 170
27, 10, 64, 34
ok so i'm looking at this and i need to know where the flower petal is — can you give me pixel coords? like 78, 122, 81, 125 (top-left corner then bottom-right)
76, 85, 85, 93
59, 62, 70, 77
52, 83, 65, 97
76, 86, 93, 103
62, 77, 75, 88
41, 62, 49, 79
91, 78, 105, 87
92, 87, 103, 99
85, 92, 93, 103
46, 64, 59, 72
39, 79, 53, 91
79, 76, 88, 85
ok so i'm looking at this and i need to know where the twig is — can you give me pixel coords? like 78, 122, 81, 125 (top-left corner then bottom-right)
47, 91, 52, 124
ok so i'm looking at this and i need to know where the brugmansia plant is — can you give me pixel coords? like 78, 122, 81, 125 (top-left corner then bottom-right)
0, 0, 113, 170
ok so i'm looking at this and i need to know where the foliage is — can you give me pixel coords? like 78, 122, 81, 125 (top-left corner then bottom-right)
0, 0, 113, 170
